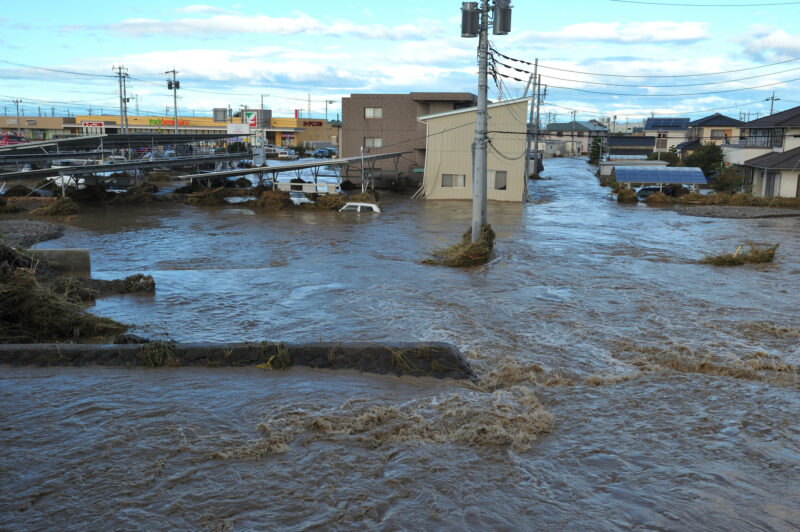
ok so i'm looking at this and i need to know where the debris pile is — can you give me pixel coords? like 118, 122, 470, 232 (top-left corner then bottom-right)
701, 243, 779, 266
424, 225, 496, 267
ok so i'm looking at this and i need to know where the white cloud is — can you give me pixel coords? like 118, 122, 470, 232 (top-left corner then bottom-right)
65, 13, 435, 41
515, 21, 709, 44
741, 28, 800, 61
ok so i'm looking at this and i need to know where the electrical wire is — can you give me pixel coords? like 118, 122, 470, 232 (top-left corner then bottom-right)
0, 60, 117, 79
493, 57, 800, 88
491, 48, 800, 78
610, 0, 800, 6
494, 70, 800, 97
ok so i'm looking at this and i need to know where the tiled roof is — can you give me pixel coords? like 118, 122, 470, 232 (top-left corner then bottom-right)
742, 105, 800, 128
675, 139, 701, 151
643, 117, 690, 131
688, 113, 743, 127
745, 145, 800, 169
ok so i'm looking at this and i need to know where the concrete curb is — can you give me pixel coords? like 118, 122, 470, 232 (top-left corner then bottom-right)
0, 341, 475, 380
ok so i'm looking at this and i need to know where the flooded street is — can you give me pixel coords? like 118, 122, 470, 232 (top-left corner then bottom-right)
3, 158, 799, 530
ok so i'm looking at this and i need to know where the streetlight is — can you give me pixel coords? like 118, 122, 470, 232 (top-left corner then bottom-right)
461, 0, 512, 243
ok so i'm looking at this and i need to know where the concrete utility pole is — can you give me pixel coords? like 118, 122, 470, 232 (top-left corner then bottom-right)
165, 70, 180, 134
533, 76, 542, 174
325, 99, 336, 144
765, 91, 780, 115
113, 65, 129, 134
13, 99, 21, 135
524, 60, 538, 181
571, 110, 577, 157
460, 0, 512, 243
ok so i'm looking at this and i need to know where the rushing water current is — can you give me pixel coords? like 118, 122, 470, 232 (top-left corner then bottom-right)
3, 158, 799, 530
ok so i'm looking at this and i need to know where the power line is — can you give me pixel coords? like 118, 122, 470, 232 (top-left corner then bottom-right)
493, 58, 800, 88
491, 48, 800, 78
610, 0, 800, 5
494, 70, 800, 97
0, 59, 117, 78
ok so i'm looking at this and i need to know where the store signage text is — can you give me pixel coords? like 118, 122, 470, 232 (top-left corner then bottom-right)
82, 121, 104, 127
149, 118, 190, 126
303, 121, 323, 127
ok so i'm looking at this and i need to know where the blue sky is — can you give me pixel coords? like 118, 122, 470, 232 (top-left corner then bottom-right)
2, 0, 799, 123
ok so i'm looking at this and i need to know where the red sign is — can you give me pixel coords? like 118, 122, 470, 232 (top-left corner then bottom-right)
82, 121, 104, 127
303, 121, 323, 127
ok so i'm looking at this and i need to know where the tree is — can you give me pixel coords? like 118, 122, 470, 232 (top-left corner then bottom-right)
711, 166, 748, 193
685, 142, 723, 176
589, 137, 603, 164
648, 151, 680, 166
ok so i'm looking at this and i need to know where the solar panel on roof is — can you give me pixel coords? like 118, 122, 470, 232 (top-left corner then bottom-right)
611, 166, 707, 185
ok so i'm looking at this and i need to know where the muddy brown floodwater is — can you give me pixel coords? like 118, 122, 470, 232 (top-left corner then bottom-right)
2, 158, 799, 530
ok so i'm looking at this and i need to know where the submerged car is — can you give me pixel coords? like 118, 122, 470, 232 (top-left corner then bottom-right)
289, 191, 314, 205
278, 149, 299, 160
338, 202, 381, 213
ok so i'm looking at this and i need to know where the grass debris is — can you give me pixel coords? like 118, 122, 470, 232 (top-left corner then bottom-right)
701, 243, 779, 266
616, 189, 638, 203
137, 341, 179, 367
0, 265, 127, 343
29, 197, 79, 216
185, 186, 227, 206
643, 192, 675, 204
248, 190, 293, 209
424, 224, 496, 267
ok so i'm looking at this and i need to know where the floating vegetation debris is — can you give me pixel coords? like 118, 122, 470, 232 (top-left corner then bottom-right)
616, 189, 638, 203
213, 387, 553, 458
185, 186, 227, 207
0, 196, 24, 213
248, 190, 293, 209
424, 225, 495, 267
701, 243, 779, 266
643, 192, 675, 204
136, 341, 179, 367
4, 184, 38, 197
29, 198, 79, 216
0, 265, 127, 343
676, 192, 800, 209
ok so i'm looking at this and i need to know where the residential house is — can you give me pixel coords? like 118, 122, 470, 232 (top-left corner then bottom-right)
541, 120, 607, 156
340, 92, 477, 186
642, 117, 690, 154
677, 113, 744, 161
723, 104, 800, 166
721, 104, 800, 197
744, 146, 800, 198
416, 98, 528, 202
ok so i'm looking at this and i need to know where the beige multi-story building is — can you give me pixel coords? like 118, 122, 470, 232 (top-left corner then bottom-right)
340, 92, 476, 184
416, 98, 529, 202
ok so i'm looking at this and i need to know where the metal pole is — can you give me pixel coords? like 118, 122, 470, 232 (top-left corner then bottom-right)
122, 73, 129, 133
172, 70, 179, 134
471, 0, 490, 243
13, 99, 21, 135
360, 146, 365, 193
571, 110, 576, 157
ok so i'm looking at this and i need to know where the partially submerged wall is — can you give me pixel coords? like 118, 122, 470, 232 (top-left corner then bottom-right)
0, 341, 475, 380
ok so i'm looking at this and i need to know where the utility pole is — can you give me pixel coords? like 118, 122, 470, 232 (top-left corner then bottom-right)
13, 99, 21, 135
765, 91, 780, 115
533, 77, 543, 175
165, 70, 180, 134
261, 94, 267, 148
113, 65, 128, 134
307, 94, 311, 117
524, 60, 538, 180
51, 107, 55, 117
571, 110, 577, 157
325, 99, 336, 144
461, 0, 512, 243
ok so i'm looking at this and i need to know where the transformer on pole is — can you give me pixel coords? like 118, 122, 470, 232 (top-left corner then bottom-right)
460, 0, 512, 243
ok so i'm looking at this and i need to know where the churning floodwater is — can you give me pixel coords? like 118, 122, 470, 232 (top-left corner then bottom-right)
3, 158, 799, 530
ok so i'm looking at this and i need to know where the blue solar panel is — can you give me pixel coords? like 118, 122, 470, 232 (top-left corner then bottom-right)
612, 166, 707, 184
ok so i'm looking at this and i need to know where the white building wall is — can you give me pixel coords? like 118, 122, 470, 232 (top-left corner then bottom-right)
420, 100, 528, 202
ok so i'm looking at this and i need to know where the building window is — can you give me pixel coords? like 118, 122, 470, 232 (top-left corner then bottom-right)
364, 137, 382, 148
556, 131, 563, 137
656, 138, 667, 149
489, 170, 507, 190
577, 131, 584, 137
710, 129, 725, 139
364, 107, 382, 119
441, 174, 466, 188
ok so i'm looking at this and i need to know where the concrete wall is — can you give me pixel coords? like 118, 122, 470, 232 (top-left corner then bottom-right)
419, 100, 528, 202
